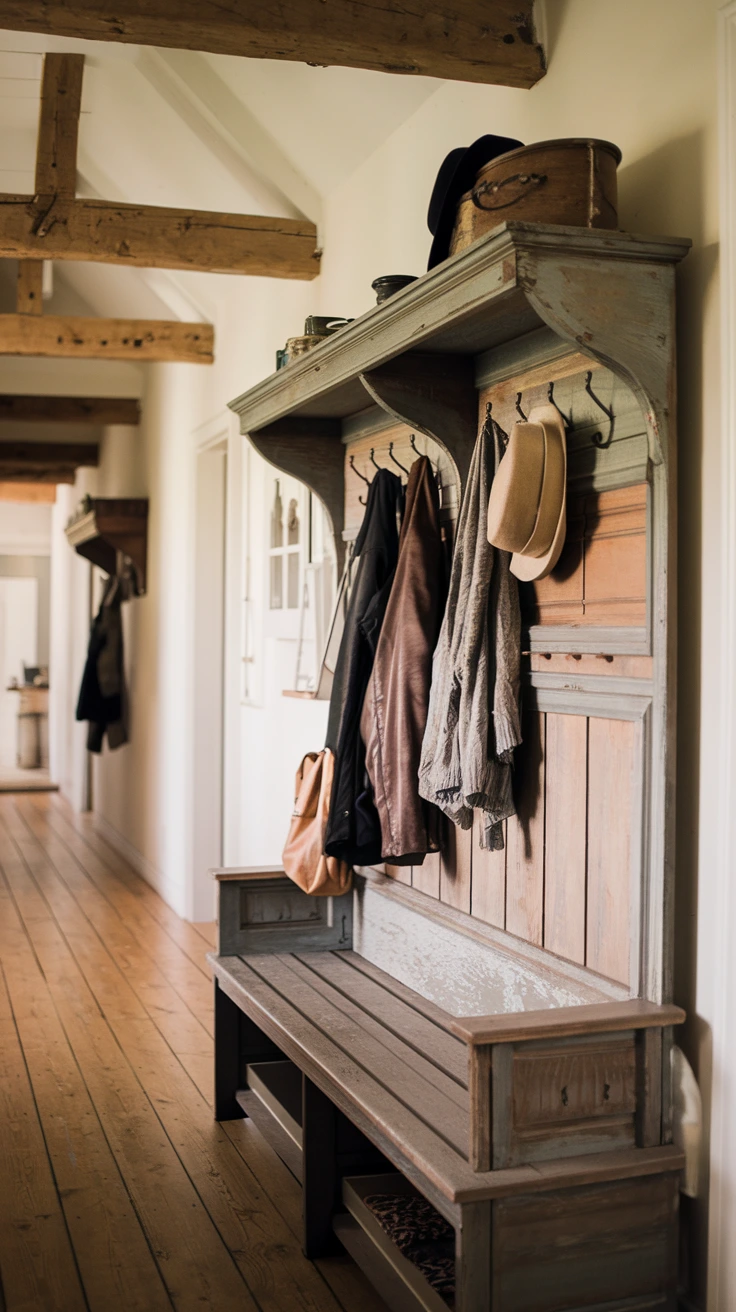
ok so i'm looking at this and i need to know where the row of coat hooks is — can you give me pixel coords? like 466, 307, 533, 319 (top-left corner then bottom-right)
349, 433, 439, 504
349, 371, 616, 504
494, 371, 615, 450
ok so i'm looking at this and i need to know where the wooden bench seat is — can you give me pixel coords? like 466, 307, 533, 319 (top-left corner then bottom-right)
211, 871, 685, 1309
211, 947, 683, 1212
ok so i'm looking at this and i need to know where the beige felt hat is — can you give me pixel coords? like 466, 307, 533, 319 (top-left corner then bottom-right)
487, 402, 567, 582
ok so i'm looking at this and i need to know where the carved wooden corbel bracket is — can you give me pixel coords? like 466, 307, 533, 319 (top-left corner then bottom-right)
360, 353, 478, 493
247, 418, 346, 574
515, 248, 677, 471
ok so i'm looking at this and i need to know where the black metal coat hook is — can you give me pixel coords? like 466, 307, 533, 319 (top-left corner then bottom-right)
547, 380, 571, 427
585, 370, 615, 449
349, 454, 370, 505
486, 400, 509, 448
369, 447, 383, 473
388, 441, 409, 476
515, 392, 528, 421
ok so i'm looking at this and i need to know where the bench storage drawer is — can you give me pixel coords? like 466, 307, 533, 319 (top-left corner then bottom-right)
337, 1173, 454, 1312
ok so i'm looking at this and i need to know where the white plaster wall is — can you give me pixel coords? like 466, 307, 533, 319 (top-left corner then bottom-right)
0, 502, 52, 555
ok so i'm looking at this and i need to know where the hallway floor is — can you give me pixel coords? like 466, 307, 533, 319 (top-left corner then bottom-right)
0, 792, 386, 1312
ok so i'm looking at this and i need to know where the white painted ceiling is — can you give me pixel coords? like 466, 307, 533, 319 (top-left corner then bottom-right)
0, 29, 440, 327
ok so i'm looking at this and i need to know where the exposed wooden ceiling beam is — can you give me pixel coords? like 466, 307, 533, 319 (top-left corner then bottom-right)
1, 51, 319, 279
0, 480, 56, 501
0, 315, 214, 363
0, 1, 545, 86
16, 259, 43, 314
15, 55, 84, 318
0, 438, 99, 483
35, 53, 84, 196
0, 197, 319, 278
0, 395, 141, 424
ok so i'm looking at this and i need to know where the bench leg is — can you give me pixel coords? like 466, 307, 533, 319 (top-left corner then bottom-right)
302, 1076, 341, 1258
455, 1200, 492, 1311
214, 979, 246, 1121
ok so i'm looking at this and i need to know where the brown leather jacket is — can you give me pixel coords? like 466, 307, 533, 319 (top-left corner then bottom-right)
360, 456, 446, 864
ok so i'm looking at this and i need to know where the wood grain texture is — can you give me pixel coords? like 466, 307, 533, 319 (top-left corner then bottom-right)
440, 818, 473, 914
16, 259, 43, 314
412, 849, 441, 899
34, 53, 84, 196
533, 484, 647, 627
506, 709, 545, 946
491, 1173, 679, 1309
0, 0, 547, 87
0, 313, 214, 362
0, 948, 88, 1311
0, 394, 141, 424
450, 999, 685, 1047
455, 1200, 492, 1310
0, 196, 320, 278
471, 811, 506, 928
544, 713, 588, 964
361, 353, 477, 491
0, 792, 380, 1312
635, 1028, 663, 1149
0, 439, 98, 475
0, 479, 56, 501
586, 716, 636, 984
468, 1045, 492, 1172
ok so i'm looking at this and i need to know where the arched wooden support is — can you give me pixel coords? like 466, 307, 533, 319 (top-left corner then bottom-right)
516, 246, 676, 471
360, 353, 478, 492
247, 417, 346, 573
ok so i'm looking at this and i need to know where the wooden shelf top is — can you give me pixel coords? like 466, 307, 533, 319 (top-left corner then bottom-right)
228, 223, 691, 436
65, 496, 148, 593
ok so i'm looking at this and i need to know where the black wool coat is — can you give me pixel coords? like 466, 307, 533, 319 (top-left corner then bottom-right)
324, 467, 404, 866
76, 575, 128, 753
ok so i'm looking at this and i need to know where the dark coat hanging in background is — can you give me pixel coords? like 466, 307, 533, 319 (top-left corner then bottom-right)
76, 574, 128, 753
324, 467, 404, 867
361, 456, 446, 865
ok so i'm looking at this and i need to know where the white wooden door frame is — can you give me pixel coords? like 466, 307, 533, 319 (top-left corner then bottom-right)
189, 415, 230, 922
710, 7, 736, 1305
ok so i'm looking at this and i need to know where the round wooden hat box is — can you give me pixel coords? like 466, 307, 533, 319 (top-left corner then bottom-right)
449, 138, 622, 256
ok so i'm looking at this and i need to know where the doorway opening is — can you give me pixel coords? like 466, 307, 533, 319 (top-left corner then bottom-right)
0, 489, 55, 793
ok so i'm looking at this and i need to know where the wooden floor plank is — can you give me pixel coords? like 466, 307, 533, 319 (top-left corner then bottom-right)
46, 795, 215, 973
0, 878, 173, 1312
0, 798, 369, 1312
0, 839, 259, 1311
0, 906, 88, 1311
3, 799, 215, 1076
0, 794, 386, 1312
18, 799, 214, 1031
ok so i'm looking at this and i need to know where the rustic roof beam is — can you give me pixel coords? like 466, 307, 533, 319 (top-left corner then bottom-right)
0, 315, 214, 363
0, 395, 141, 424
16, 259, 44, 314
35, 53, 84, 196
0, 438, 99, 482
0, 196, 319, 278
0, 0, 545, 87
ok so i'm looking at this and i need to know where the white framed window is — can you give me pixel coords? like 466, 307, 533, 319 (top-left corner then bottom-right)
240, 455, 336, 704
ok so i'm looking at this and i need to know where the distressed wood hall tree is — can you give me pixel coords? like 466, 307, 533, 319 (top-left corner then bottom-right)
213, 222, 690, 1310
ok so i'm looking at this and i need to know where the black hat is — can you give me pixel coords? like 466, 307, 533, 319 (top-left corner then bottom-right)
427, 134, 523, 270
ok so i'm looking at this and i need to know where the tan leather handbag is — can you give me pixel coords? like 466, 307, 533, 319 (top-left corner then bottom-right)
282, 749, 352, 897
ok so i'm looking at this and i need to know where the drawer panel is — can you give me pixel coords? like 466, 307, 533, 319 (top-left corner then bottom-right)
513, 1037, 637, 1129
